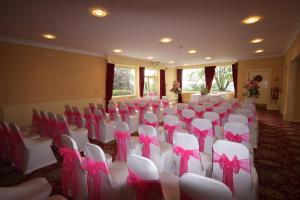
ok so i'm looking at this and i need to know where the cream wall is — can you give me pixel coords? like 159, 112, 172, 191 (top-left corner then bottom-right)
0, 41, 107, 126
237, 56, 284, 109
283, 30, 300, 121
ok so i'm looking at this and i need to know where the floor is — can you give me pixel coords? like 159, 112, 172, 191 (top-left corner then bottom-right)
1, 108, 300, 200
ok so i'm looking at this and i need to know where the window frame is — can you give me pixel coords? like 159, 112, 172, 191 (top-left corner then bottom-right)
143, 68, 158, 95
182, 68, 206, 92
211, 66, 234, 92
112, 65, 137, 98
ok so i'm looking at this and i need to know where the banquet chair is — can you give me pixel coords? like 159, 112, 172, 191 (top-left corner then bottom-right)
176, 103, 188, 120
108, 103, 120, 121
220, 102, 234, 115
180, 173, 232, 200
212, 140, 258, 200
161, 96, 170, 108
97, 103, 108, 119
137, 101, 149, 123
188, 101, 197, 110
56, 114, 89, 152
213, 106, 228, 126
194, 105, 205, 118
163, 106, 177, 116
223, 122, 252, 149
64, 105, 75, 125
39, 111, 50, 137
203, 102, 214, 112
113, 121, 139, 161
203, 112, 222, 139
125, 101, 138, 116
88, 102, 96, 113
92, 109, 115, 143
228, 114, 248, 125
83, 107, 96, 139
31, 109, 41, 135
152, 99, 163, 122
119, 104, 139, 133
138, 125, 174, 172
143, 112, 165, 141
181, 109, 195, 131
163, 114, 181, 144
47, 112, 60, 146
84, 143, 128, 200
1, 120, 11, 160
0, 177, 66, 200
60, 135, 87, 200
173, 132, 208, 177
72, 106, 85, 128
9, 123, 57, 174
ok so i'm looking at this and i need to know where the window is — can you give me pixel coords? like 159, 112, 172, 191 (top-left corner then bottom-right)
211, 66, 234, 92
182, 68, 205, 91
113, 66, 136, 96
144, 69, 158, 95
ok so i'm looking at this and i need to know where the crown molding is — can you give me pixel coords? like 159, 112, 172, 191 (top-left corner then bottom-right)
285, 18, 300, 53
238, 53, 284, 62
0, 36, 105, 57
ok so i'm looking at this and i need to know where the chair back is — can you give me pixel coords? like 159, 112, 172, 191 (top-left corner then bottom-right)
143, 113, 158, 127
188, 102, 197, 110
213, 106, 228, 125
223, 122, 250, 147
228, 114, 248, 125
88, 103, 96, 113
163, 114, 179, 126
182, 109, 195, 131
180, 173, 232, 200
97, 103, 107, 119
163, 107, 176, 116
212, 140, 252, 200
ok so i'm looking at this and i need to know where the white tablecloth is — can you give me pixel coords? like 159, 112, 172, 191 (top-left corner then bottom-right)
190, 93, 226, 102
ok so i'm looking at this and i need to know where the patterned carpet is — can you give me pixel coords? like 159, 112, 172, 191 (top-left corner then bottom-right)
1, 108, 300, 200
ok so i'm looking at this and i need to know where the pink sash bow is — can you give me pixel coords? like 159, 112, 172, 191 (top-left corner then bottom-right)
128, 106, 135, 114
211, 119, 220, 136
74, 112, 83, 128
139, 134, 159, 158
82, 158, 109, 200
64, 110, 74, 124
127, 170, 163, 200
84, 113, 96, 138
138, 106, 147, 123
119, 109, 127, 121
224, 131, 249, 143
173, 145, 200, 176
59, 147, 80, 197
191, 126, 213, 152
114, 130, 130, 161
108, 109, 116, 121
162, 100, 169, 108
144, 120, 158, 128
152, 104, 160, 113
213, 152, 250, 194
206, 107, 213, 112
163, 124, 177, 144
195, 111, 204, 118
177, 109, 183, 120
182, 117, 193, 131
93, 115, 102, 140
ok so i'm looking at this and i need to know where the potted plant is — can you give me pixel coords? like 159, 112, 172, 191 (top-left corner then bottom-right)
200, 84, 209, 96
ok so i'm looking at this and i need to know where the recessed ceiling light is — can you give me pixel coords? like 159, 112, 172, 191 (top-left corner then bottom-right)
42, 33, 56, 40
160, 37, 172, 43
251, 38, 264, 43
113, 49, 122, 53
188, 49, 197, 54
90, 8, 108, 17
205, 57, 211, 60
242, 16, 262, 24
255, 49, 264, 53
183, 64, 188, 66
147, 56, 153, 60
168, 61, 174, 64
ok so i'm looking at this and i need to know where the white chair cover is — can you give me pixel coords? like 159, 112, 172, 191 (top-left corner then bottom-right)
181, 109, 195, 131
92, 109, 115, 143
203, 112, 222, 139
119, 104, 139, 133
143, 112, 164, 142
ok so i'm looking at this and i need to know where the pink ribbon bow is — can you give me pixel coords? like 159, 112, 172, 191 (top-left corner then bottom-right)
84, 113, 96, 138
138, 105, 147, 123
173, 145, 200, 176
162, 100, 169, 108
74, 112, 83, 128
64, 110, 74, 125
114, 130, 130, 161
206, 107, 213, 112
93, 115, 102, 140
59, 147, 81, 197
55, 122, 68, 146
177, 109, 183, 120
163, 124, 177, 144
213, 152, 250, 194
182, 117, 193, 131
127, 169, 163, 200
139, 134, 159, 158
248, 116, 254, 124
144, 120, 158, 128
152, 104, 159, 113
211, 119, 220, 136
82, 158, 109, 200
128, 106, 135, 114
119, 109, 127, 121
195, 110, 204, 118
188, 105, 195, 110
108, 109, 116, 121
224, 131, 249, 143
191, 126, 213, 152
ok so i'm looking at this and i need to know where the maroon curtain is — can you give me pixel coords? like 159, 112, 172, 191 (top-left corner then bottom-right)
105, 63, 115, 111
160, 69, 166, 99
139, 67, 145, 97
232, 63, 238, 98
177, 69, 183, 103
205, 66, 216, 92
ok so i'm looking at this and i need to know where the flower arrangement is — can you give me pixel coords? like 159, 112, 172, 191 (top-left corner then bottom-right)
243, 80, 260, 98
170, 80, 182, 94
200, 84, 209, 96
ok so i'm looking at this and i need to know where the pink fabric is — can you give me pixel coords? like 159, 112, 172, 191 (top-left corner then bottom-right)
74, 111, 83, 128
138, 105, 147, 123
48, 118, 58, 140
59, 147, 80, 197
108, 109, 116, 121
127, 169, 163, 200
182, 117, 193, 131
114, 130, 130, 161
188, 105, 194, 110
191, 126, 213, 152
55, 122, 68, 146
206, 107, 213, 112
139, 134, 159, 158
152, 104, 159, 113
195, 110, 204, 118
64, 110, 74, 125
119, 109, 127, 121
177, 109, 183, 120
213, 152, 250, 194
163, 124, 177, 144
40, 115, 49, 136
211, 119, 220, 136
224, 131, 249, 143
82, 158, 109, 200
248, 116, 254, 123
89, 105, 96, 113
128, 106, 135, 114
144, 119, 158, 128
162, 100, 169, 108
93, 115, 102, 140
173, 145, 200, 176
84, 113, 96, 138
32, 113, 40, 133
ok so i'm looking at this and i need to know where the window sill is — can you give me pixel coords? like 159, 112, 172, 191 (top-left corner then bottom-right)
112, 95, 137, 99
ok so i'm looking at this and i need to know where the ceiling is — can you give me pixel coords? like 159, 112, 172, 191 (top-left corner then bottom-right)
0, 0, 300, 67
